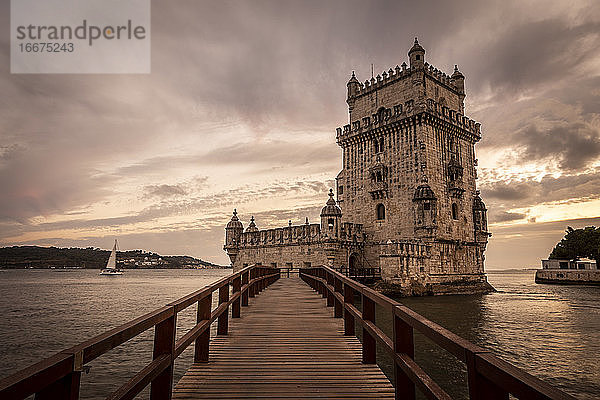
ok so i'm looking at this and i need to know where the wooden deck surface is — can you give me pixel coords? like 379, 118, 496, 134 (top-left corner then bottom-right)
173, 277, 394, 399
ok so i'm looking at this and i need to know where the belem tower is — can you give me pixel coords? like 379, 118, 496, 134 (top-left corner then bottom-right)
224, 38, 493, 295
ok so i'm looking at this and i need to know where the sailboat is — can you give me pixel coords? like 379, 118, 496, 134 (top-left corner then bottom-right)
100, 239, 124, 275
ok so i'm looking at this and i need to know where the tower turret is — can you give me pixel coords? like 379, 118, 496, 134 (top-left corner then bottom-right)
347, 71, 360, 99
408, 37, 425, 69
246, 216, 258, 232
224, 209, 244, 265
320, 189, 342, 238
451, 65, 466, 113
347, 71, 360, 121
473, 191, 488, 239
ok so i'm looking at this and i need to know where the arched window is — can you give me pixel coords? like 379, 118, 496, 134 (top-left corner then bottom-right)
452, 203, 459, 220
374, 140, 379, 153
376, 171, 382, 182
379, 137, 384, 151
376, 204, 385, 220
328, 218, 334, 229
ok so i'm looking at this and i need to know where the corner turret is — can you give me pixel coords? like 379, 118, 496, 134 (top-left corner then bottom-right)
224, 209, 244, 265
451, 65, 466, 113
320, 189, 342, 238
408, 37, 425, 69
473, 191, 489, 240
347, 71, 360, 99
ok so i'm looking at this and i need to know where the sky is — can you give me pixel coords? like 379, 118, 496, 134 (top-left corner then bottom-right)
1, 0, 599, 269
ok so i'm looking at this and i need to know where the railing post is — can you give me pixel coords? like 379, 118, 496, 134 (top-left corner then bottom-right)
249, 268, 256, 298
334, 277, 343, 318
466, 352, 509, 400
150, 310, 176, 400
35, 363, 81, 400
362, 295, 376, 364
194, 293, 212, 363
393, 313, 415, 400
259, 268, 265, 292
217, 283, 229, 335
320, 269, 327, 299
241, 271, 249, 306
232, 276, 241, 318
326, 272, 334, 307
343, 283, 354, 336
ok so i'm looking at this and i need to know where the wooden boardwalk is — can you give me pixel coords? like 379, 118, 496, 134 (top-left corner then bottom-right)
173, 277, 395, 399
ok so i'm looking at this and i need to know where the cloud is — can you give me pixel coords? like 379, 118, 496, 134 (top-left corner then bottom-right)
143, 184, 187, 199
518, 123, 600, 170
490, 211, 527, 223
1, 0, 600, 271
481, 170, 600, 209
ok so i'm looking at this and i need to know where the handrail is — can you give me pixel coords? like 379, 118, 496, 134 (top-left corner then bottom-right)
0, 265, 281, 400
300, 265, 577, 400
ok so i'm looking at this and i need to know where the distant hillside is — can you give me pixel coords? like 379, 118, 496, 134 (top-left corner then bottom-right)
0, 246, 227, 269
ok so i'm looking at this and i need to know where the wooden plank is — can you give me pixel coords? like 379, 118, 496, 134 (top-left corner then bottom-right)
173, 277, 394, 399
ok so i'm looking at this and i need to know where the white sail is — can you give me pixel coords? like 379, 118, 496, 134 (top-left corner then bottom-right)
105, 240, 117, 269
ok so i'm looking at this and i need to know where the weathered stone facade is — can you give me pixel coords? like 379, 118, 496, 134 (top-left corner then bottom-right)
225, 38, 493, 295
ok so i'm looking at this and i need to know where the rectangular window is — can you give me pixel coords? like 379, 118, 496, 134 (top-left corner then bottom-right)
339, 185, 344, 195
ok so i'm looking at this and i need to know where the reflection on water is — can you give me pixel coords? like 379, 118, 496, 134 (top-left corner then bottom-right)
0, 269, 232, 399
0, 269, 598, 399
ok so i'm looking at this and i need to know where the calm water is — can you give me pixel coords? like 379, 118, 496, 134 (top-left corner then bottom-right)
0, 269, 598, 399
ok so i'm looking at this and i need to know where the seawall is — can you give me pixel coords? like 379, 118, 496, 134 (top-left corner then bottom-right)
535, 269, 600, 285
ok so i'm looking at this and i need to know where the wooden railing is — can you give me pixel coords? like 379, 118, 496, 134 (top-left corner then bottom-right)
0, 265, 280, 400
334, 266, 381, 280
300, 265, 576, 400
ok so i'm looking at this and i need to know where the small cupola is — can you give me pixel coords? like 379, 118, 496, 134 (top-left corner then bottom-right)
320, 189, 342, 217
347, 71, 361, 99
226, 209, 244, 230
320, 189, 342, 238
451, 65, 465, 94
245, 216, 258, 232
408, 37, 425, 69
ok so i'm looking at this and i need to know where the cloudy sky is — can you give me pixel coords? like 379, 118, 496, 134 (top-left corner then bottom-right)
1, 0, 599, 268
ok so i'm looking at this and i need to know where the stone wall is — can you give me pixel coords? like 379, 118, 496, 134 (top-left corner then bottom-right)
535, 269, 600, 285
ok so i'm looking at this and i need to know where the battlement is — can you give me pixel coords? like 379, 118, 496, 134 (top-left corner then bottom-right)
349, 61, 460, 101
336, 97, 481, 144
237, 222, 364, 248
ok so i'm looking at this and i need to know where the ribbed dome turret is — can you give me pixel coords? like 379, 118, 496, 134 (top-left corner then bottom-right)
408, 37, 425, 56
451, 64, 465, 79
245, 216, 258, 232
413, 184, 436, 201
473, 191, 486, 211
320, 189, 342, 217
347, 71, 360, 85
226, 209, 244, 229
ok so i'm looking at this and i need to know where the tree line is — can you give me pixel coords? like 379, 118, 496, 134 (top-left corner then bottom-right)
549, 226, 600, 264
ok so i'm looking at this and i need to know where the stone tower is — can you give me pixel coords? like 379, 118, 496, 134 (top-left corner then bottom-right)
225, 37, 492, 295
335, 38, 491, 293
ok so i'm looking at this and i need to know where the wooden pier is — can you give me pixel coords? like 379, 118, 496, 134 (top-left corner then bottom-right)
173, 277, 393, 399
0, 265, 577, 400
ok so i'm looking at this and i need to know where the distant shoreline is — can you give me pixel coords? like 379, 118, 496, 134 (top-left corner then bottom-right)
0, 245, 227, 269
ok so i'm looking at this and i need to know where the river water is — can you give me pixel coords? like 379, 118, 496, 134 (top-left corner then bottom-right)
0, 269, 597, 399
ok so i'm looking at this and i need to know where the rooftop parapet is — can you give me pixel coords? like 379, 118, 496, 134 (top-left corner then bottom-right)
348, 60, 462, 101
336, 97, 481, 143
237, 221, 365, 248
